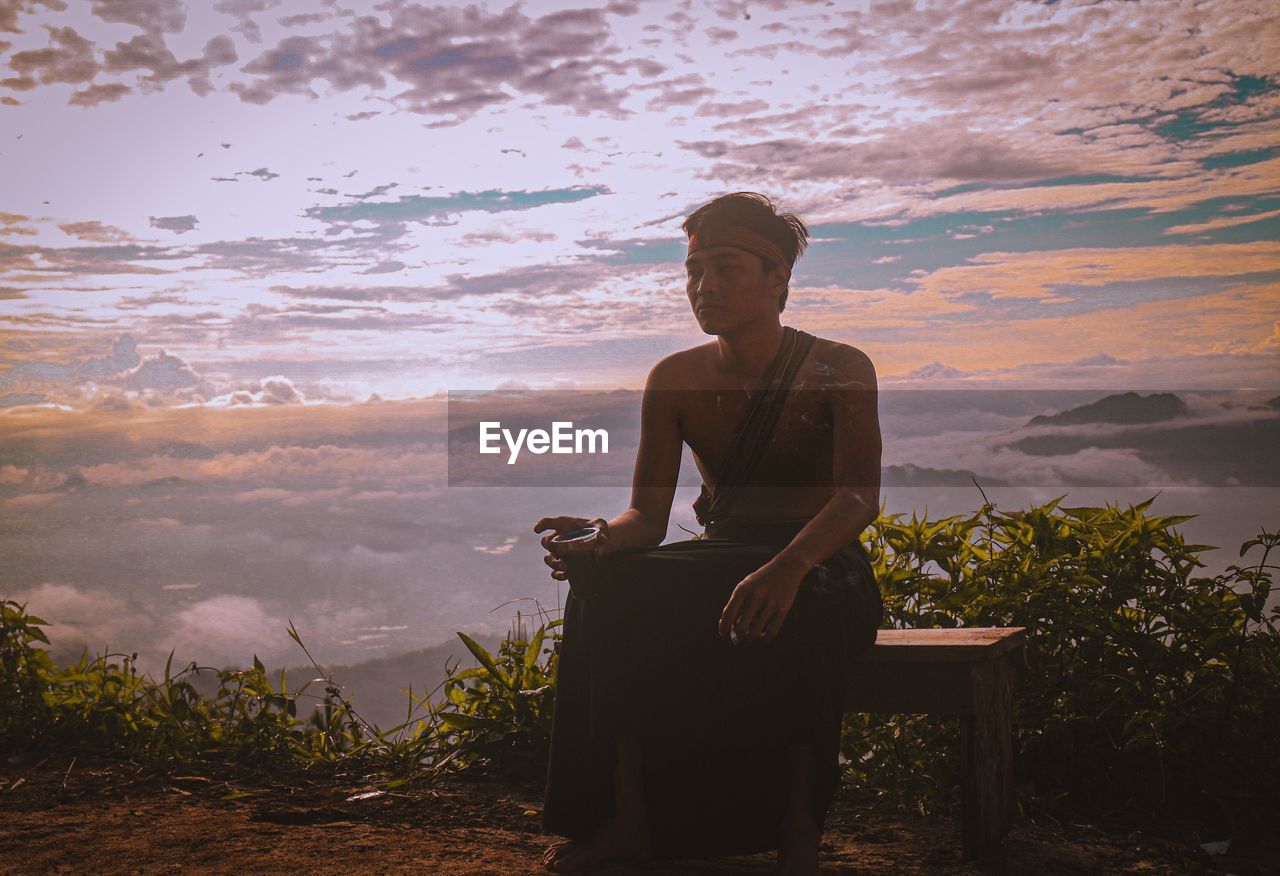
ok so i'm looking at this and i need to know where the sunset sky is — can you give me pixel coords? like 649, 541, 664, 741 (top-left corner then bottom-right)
2, 0, 1277, 678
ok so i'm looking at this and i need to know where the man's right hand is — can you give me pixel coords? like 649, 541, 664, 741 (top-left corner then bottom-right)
533, 516, 609, 581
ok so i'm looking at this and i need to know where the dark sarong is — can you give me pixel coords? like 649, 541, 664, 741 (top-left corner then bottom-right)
542, 518, 882, 861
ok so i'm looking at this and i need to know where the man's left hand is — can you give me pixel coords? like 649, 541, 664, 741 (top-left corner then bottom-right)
718, 556, 810, 644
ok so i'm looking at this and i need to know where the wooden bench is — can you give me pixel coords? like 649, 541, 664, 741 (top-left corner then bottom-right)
845, 627, 1026, 860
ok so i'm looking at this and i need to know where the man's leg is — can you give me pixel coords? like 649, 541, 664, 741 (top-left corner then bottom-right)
542, 734, 652, 872
776, 743, 822, 874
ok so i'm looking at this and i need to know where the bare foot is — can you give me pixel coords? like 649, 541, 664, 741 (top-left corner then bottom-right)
542, 817, 652, 873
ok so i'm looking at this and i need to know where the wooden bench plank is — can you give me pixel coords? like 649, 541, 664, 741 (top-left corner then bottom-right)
851, 627, 1026, 662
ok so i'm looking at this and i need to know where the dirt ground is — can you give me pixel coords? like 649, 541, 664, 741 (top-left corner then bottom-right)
1, 753, 1274, 875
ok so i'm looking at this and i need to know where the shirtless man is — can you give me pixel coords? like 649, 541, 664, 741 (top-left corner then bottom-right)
536, 192, 882, 874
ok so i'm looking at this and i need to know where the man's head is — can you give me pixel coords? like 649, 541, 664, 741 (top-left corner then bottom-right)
681, 192, 810, 313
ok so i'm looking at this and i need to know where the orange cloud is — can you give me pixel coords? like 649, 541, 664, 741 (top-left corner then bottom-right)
861, 281, 1277, 376
923, 155, 1280, 219
1163, 209, 1280, 236
914, 240, 1280, 301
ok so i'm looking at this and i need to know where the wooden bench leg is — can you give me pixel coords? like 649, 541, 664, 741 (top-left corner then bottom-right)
960, 656, 1013, 860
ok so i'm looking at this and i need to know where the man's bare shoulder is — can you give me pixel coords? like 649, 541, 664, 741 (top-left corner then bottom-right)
645, 343, 716, 390
806, 336, 877, 390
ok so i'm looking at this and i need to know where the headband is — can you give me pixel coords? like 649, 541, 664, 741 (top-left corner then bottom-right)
687, 225, 788, 268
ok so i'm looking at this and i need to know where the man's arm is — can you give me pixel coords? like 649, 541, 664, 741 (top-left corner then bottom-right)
598, 356, 684, 555
719, 345, 881, 641
534, 355, 684, 577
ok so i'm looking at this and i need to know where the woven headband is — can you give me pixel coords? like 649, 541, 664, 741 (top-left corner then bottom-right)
687, 226, 788, 267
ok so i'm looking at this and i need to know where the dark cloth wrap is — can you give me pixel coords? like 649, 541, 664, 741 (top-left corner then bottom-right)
542, 519, 882, 860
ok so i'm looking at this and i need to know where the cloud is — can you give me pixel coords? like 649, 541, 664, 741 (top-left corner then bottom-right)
874, 388, 1280, 489
121, 350, 201, 393
204, 375, 303, 407
1163, 208, 1280, 236
59, 220, 132, 242
5, 582, 150, 658
236, 167, 278, 181
0, 392, 45, 406
90, 0, 185, 34
227, 301, 448, 339
67, 80, 130, 105
0, 391, 44, 404
639, 72, 715, 112
474, 536, 518, 555
0, 228, 422, 282
695, 97, 770, 118
680, 123, 1073, 185
278, 12, 326, 28
0, 332, 140, 390
1, 241, 189, 276
302, 185, 610, 234
91, 394, 135, 412
229, 3, 652, 122
0, 1, 65, 35
211, 0, 279, 44
913, 240, 1280, 302
458, 228, 557, 247
4, 24, 96, 88
170, 594, 284, 665
102, 32, 237, 97
192, 235, 362, 277
269, 284, 436, 303
8, 580, 390, 673
0, 399, 550, 672
877, 346, 1280, 393
0, 210, 37, 236
360, 260, 406, 275
348, 182, 398, 200
1, 2, 235, 103
79, 333, 141, 378
149, 214, 198, 234
0, 333, 237, 405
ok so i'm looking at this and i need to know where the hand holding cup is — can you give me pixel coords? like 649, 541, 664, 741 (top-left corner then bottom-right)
533, 516, 609, 580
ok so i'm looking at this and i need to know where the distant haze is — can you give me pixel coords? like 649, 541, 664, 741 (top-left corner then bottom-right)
3, 389, 1275, 684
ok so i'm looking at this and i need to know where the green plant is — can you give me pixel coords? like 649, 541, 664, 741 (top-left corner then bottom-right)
842, 497, 1279, 831
430, 608, 562, 780
1, 607, 370, 769
0, 600, 55, 744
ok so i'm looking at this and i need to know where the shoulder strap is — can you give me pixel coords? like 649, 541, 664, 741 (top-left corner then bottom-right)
694, 326, 816, 527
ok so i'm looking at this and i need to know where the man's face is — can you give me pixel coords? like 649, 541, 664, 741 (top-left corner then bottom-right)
684, 244, 786, 335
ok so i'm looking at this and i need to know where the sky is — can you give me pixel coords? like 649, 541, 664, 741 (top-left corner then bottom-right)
1, 0, 1277, 681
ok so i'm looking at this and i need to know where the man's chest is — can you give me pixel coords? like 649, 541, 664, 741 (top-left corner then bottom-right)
677, 387, 834, 480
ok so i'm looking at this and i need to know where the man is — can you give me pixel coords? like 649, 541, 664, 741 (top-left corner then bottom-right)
535, 192, 883, 874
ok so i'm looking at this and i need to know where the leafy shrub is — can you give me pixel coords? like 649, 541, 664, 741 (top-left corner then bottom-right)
842, 497, 1279, 830
428, 611, 561, 781
0, 611, 365, 769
